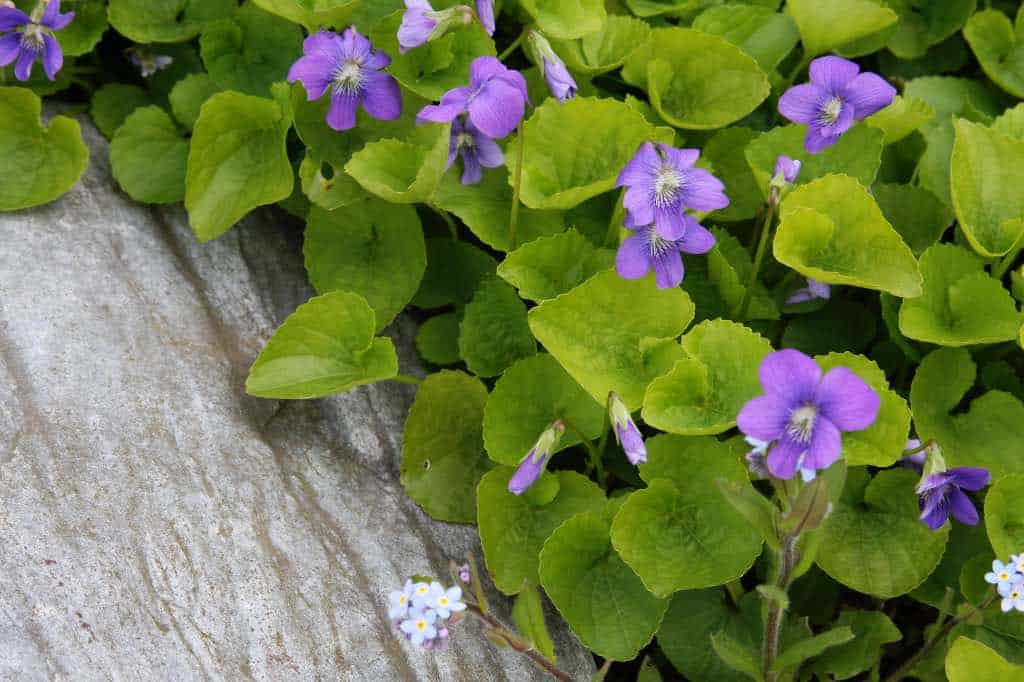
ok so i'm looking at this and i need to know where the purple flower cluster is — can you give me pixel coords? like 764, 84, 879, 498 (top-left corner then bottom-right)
419, 56, 528, 185
288, 27, 401, 131
614, 143, 727, 289
0, 0, 73, 81
779, 55, 895, 153
985, 556, 1024, 613
417, 56, 528, 139
738, 350, 880, 480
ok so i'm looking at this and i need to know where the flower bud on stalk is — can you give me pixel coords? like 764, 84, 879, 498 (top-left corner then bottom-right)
508, 419, 565, 495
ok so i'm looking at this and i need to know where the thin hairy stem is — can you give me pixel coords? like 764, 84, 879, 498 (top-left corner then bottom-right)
883, 592, 997, 682
734, 201, 776, 321
762, 536, 799, 681
509, 122, 526, 249
465, 604, 572, 681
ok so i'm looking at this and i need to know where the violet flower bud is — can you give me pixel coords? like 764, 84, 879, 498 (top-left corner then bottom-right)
508, 420, 565, 495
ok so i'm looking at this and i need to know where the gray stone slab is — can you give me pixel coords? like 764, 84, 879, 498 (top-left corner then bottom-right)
0, 118, 593, 681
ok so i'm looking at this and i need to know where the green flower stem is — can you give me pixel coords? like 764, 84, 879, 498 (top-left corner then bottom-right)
604, 192, 626, 248
902, 438, 937, 458
724, 579, 745, 607
561, 417, 606, 487
733, 201, 777, 321
596, 405, 612, 465
509, 121, 526, 250
992, 242, 1023, 280
882, 590, 997, 682
465, 603, 572, 681
498, 29, 527, 62
466, 552, 490, 614
762, 535, 799, 682
390, 374, 423, 386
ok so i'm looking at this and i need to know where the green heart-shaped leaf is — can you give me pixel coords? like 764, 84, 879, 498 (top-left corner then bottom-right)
401, 370, 490, 523
540, 511, 669, 661
477, 468, 605, 594
816, 469, 949, 598
610, 435, 763, 597
245, 291, 398, 398
509, 96, 673, 210
774, 174, 923, 298
0, 87, 88, 211
185, 90, 293, 241
483, 353, 604, 466
643, 319, 773, 436
110, 106, 188, 205
528, 270, 694, 409
303, 200, 426, 331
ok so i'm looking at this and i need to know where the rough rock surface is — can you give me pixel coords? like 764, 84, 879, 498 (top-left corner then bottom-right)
0, 119, 594, 680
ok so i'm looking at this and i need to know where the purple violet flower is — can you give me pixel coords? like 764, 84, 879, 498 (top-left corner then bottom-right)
0, 0, 74, 82
785, 278, 832, 305
778, 55, 896, 153
608, 391, 646, 465
615, 219, 716, 289
917, 467, 990, 531
447, 116, 504, 185
616, 142, 729, 240
508, 419, 564, 495
288, 27, 401, 132
737, 349, 880, 480
457, 564, 471, 584
417, 56, 528, 139
398, 1, 473, 54
476, 0, 494, 36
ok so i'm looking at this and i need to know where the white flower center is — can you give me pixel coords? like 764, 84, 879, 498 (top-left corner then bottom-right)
399, 595, 408, 604
653, 165, 683, 207
416, 620, 427, 631
1000, 572, 1011, 581
21, 24, 45, 50
820, 96, 843, 126
645, 228, 676, 258
787, 405, 818, 444
333, 59, 365, 95
438, 597, 449, 606
456, 132, 475, 151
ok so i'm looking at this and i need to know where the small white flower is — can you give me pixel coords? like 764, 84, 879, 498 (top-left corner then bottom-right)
999, 579, 1024, 613
400, 608, 438, 646
432, 585, 467, 619
985, 560, 1018, 592
388, 579, 415, 620
1011, 553, 1024, 574
410, 581, 432, 608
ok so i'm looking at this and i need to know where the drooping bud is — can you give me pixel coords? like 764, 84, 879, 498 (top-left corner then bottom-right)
508, 419, 565, 495
398, 1, 474, 53
526, 30, 577, 103
769, 154, 801, 205
608, 392, 646, 465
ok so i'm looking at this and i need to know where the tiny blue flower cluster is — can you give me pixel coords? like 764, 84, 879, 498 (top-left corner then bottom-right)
389, 579, 467, 648
985, 556, 1024, 613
